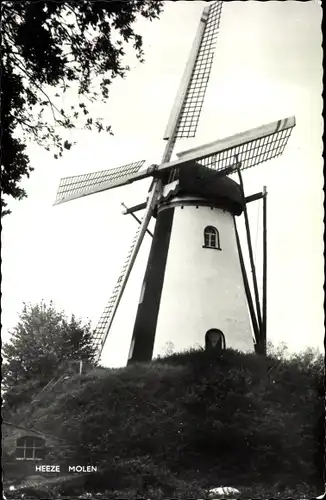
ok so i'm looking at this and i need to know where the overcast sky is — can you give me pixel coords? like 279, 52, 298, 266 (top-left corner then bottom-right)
2, 1, 323, 367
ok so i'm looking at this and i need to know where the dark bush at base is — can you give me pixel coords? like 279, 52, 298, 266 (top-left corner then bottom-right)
6, 346, 324, 497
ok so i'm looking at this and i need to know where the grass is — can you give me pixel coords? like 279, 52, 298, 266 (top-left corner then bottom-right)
3, 345, 324, 499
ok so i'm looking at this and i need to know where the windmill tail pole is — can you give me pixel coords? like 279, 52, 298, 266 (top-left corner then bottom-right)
262, 186, 268, 354
236, 162, 263, 344
234, 218, 260, 349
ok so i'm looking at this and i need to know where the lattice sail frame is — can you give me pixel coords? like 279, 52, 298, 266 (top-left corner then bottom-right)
160, 116, 296, 177
54, 160, 145, 205
175, 1, 222, 139
196, 121, 293, 172
92, 223, 142, 354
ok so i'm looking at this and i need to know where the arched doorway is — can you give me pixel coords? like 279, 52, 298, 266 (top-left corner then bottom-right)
205, 329, 226, 351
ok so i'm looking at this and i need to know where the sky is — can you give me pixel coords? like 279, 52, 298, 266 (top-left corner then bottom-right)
2, 1, 323, 367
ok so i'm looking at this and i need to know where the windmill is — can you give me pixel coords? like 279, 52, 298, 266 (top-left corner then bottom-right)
54, 1, 296, 364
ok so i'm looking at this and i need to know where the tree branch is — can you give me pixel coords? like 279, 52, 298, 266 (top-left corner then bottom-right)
11, 53, 65, 123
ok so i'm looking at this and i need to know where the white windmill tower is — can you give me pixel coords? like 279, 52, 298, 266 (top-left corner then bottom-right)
54, 1, 296, 365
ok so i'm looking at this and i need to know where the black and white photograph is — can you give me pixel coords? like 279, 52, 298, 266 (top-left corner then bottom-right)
1, 1, 324, 499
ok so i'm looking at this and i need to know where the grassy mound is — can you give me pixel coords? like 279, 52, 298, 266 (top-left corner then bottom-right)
7, 347, 325, 498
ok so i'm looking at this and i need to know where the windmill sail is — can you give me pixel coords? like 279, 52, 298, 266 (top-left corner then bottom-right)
92, 224, 142, 356
181, 116, 296, 173
159, 116, 296, 176
175, 1, 223, 139
54, 160, 146, 205
93, 180, 162, 361
164, 1, 223, 141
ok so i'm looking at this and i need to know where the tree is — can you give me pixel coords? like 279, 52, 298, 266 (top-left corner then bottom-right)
1, 0, 163, 216
2, 301, 98, 408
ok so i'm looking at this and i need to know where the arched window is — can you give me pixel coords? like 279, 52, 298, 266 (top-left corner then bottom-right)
16, 435, 45, 460
205, 329, 226, 351
203, 226, 221, 250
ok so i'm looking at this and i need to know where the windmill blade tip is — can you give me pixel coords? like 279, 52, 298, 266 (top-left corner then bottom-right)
283, 115, 296, 128
53, 198, 65, 206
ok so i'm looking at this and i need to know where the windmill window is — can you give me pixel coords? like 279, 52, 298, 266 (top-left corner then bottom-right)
203, 226, 221, 250
16, 436, 45, 460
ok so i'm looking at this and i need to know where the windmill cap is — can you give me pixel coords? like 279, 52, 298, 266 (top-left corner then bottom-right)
169, 161, 244, 215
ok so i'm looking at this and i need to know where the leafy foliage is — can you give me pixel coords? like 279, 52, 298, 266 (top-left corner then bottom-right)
2, 300, 97, 408
18, 346, 324, 498
1, 0, 163, 215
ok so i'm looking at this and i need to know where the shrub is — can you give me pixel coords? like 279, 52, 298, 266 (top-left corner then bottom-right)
18, 346, 324, 496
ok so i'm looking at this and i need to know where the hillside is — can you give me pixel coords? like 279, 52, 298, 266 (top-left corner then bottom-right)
3, 347, 324, 499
